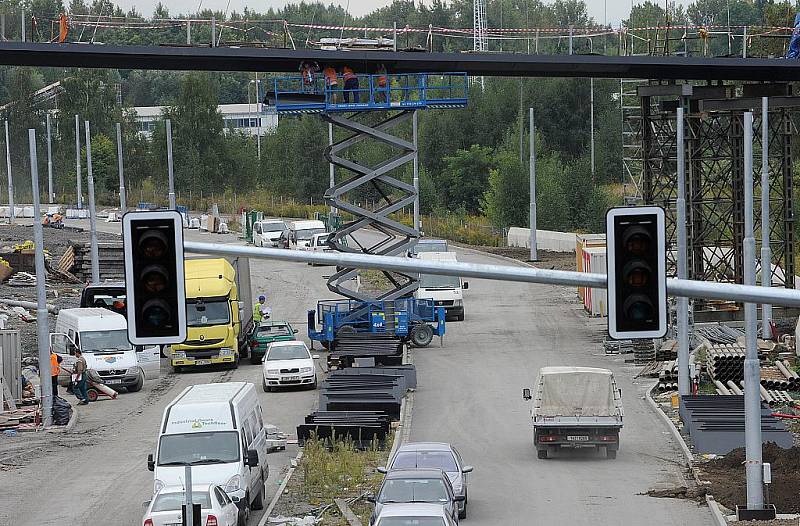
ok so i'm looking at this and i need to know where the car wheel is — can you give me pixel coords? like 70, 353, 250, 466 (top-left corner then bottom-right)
459, 489, 467, 519
311, 375, 318, 390
262, 376, 270, 393
237, 508, 246, 526
127, 373, 144, 392
251, 480, 265, 510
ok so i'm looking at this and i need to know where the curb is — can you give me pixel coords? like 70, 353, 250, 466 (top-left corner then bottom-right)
258, 450, 304, 526
644, 383, 728, 526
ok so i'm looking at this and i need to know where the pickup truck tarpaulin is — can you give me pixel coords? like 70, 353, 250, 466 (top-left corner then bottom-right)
537, 366, 616, 417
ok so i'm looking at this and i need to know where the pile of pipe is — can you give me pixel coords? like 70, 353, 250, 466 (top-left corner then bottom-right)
657, 361, 679, 391
696, 324, 744, 345
706, 344, 746, 383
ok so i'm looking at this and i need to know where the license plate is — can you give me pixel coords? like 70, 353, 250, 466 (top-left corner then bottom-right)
105, 379, 123, 385
195, 359, 211, 365
567, 435, 589, 441
284, 376, 300, 381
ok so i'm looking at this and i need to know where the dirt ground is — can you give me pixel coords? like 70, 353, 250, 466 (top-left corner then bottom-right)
0, 223, 118, 359
700, 443, 800, 514
475, 246, 577, 271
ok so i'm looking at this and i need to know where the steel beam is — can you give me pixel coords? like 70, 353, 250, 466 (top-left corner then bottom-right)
2, 42, 800, 80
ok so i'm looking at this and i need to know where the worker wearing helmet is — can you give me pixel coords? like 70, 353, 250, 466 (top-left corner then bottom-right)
254, 295, 270, 323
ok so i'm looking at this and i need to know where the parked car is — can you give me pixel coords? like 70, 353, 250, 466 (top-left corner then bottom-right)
380, 443, 472, 519
253, 219, 287, 247
409, 239, 448, 257
373, 503, 457, 526
247, 321, 298, 364
261, 340, 319, 392
368, 469, 463, 525
142, 484, 240, 526
307, 232, 334, 265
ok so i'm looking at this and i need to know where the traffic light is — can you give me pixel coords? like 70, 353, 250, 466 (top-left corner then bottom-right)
606, 206, 667, 340
123, 210, 186, 345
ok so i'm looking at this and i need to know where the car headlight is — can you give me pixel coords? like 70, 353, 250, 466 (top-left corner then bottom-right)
224, 474, 242, 493
300, 367, 313, 374
266, 369, 280, 375
219, 347, 234, 356
153, 479, 165, 494
125, 366, 142, 376
172, 351, 186, 359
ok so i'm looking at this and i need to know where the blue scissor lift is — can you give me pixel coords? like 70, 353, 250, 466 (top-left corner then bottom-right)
265, 72, 467, 348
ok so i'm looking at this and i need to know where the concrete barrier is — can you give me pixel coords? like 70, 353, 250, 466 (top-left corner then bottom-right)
507, 227, 577, 253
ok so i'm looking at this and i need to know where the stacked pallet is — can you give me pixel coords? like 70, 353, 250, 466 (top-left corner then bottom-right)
657, 340, 678, 361
70, 241, 124, 281
633, 339, 656, 364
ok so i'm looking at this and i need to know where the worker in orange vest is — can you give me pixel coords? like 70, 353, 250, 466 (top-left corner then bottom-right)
50, 350, 62, 395
342, 65, 359, 103
375, 64, 388, 103
323, 66, 339, 103
58, 13, 68, 43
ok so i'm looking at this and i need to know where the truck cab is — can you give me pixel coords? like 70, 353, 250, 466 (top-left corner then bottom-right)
171, 258, 252, 371
287, 220, 326, 251
414, 252, 467, 321
51, 308, 160, 392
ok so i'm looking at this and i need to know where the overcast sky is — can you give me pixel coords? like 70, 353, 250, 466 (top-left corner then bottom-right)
114, 0, 690, 26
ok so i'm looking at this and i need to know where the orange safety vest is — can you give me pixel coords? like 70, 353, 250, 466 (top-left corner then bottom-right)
58, 14, 68, 43
50, 353, 60, 377
323, 67, 338, 86
342, 67, 356, 81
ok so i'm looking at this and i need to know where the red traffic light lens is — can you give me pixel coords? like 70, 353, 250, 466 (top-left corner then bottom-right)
138, 230, 169, 259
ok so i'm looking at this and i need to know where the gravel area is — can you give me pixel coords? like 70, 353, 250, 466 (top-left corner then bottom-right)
475, 246, 577, 271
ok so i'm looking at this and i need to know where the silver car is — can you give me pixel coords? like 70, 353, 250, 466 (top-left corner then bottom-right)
374, 502, 457, 526
369, 468, 462, 525
380, 442, 473, 519
142, 484, 240, 526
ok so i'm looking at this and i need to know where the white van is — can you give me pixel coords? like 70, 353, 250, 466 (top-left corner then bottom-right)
51, 308, 160, 391
287, 219, 326, 250
149, 382, 270, 517
414, 252, 468, 321
253, 219, 287, 247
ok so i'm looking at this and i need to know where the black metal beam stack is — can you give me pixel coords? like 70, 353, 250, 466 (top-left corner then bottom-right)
297, 411, 391, 448
328, 333, 404, 369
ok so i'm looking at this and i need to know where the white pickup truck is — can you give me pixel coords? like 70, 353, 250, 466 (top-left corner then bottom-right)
523, 366, 623, 459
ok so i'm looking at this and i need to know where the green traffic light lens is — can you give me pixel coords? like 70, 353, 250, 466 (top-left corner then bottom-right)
623, 295, 654, 322
142, 299, 171, 328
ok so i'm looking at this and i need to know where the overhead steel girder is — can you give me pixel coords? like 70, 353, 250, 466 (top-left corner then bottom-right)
322, 110, 420, 301
3, 42, 800, 80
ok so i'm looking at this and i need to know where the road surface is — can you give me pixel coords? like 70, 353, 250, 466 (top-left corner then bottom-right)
409, 246, 711, 525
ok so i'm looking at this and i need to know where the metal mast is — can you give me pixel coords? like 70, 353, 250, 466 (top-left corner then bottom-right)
473, 0, 488, 52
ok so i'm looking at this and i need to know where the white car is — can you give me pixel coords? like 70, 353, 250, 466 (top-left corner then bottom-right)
253, 219, 287, 247
143, 484, 239, 526
374, 502, 457, 526
261, 340, 319, 392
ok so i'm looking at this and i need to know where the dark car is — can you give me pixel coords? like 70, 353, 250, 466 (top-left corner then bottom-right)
368, 469, 463, 526
80, 281, 126, 317
247, 320, 298, 364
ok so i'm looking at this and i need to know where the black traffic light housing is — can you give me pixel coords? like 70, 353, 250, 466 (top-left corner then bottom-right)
606, 206, 667, 339
123, 210, 186, 345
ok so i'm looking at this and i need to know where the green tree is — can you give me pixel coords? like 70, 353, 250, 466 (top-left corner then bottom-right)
83, 133, 116, 200
481, 150, 529, 228
437, 145, 494, 214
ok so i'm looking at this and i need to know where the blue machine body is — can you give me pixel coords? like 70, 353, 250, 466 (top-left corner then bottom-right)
307, 298, 445, 343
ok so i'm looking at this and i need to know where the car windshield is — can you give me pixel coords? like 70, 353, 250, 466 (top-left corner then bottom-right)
257, 324, 292, 337
420, 274, 460, 289
261, 222, 285, 233
267, 344, 309, 361
377, 519, 445, 526
415, 242, 447, 253
296, 228, 326, 240
79, 329, 132, 352
152, 491, 212, 511
378, 479, 450, 504
158, 431, 240, 465
314, 234, 332, 246
187, 299, 230, 327
392, 451, 458, 472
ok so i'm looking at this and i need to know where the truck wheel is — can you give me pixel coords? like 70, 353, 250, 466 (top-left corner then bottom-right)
537, 449, 548, 459
127, 373, 144, 393
250, 354, 262, 365
251, 480, 265, 510
241, 344, 250, 359
456, 312, 465, 322
607, 448, 617, 459
337, 325, 356, 336
410, 324, 434, 347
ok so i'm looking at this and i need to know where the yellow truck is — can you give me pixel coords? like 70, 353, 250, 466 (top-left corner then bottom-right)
170, 257, 253, 371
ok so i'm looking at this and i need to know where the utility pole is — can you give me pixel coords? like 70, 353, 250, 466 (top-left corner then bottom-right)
166, 119, 176, 210
676, 107, 690, 396
75, 115, 82, 209
4, 120, 13, 223
20, 8, 25, 42
185, 464, 194, 526
743, 111, 765, 511
46, 113, 54, 203
28, 128, 52, 427
590, 78, 595, 180
529, 108, 537, 261
85, 121, 100, 284
760, 97, 772, 338
116, 123, 126, 211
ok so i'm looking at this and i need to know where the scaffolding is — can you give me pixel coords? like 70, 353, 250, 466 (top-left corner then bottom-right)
638, 83, 797, 312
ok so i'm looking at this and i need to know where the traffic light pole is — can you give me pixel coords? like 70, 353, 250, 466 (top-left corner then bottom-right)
760, 97, 772, 338
676, 108, 690, 396
743, 111, 765, 511
166, 118, 176, 210
116, 123, 127, 212
28, 129, 52, 427
85, 121, 100, 284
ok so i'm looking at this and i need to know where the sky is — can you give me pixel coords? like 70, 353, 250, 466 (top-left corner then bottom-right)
111, 0, 691, 26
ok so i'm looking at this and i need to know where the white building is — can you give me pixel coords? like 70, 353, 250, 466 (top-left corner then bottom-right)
132, 103, 279, 138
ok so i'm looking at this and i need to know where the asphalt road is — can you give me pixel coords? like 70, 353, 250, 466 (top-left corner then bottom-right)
409, 246, 711, 525
0, 219, 327, 526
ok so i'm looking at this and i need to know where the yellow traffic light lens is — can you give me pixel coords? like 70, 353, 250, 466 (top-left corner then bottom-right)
627, 267, 650, 287
142, 265, 169, 294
